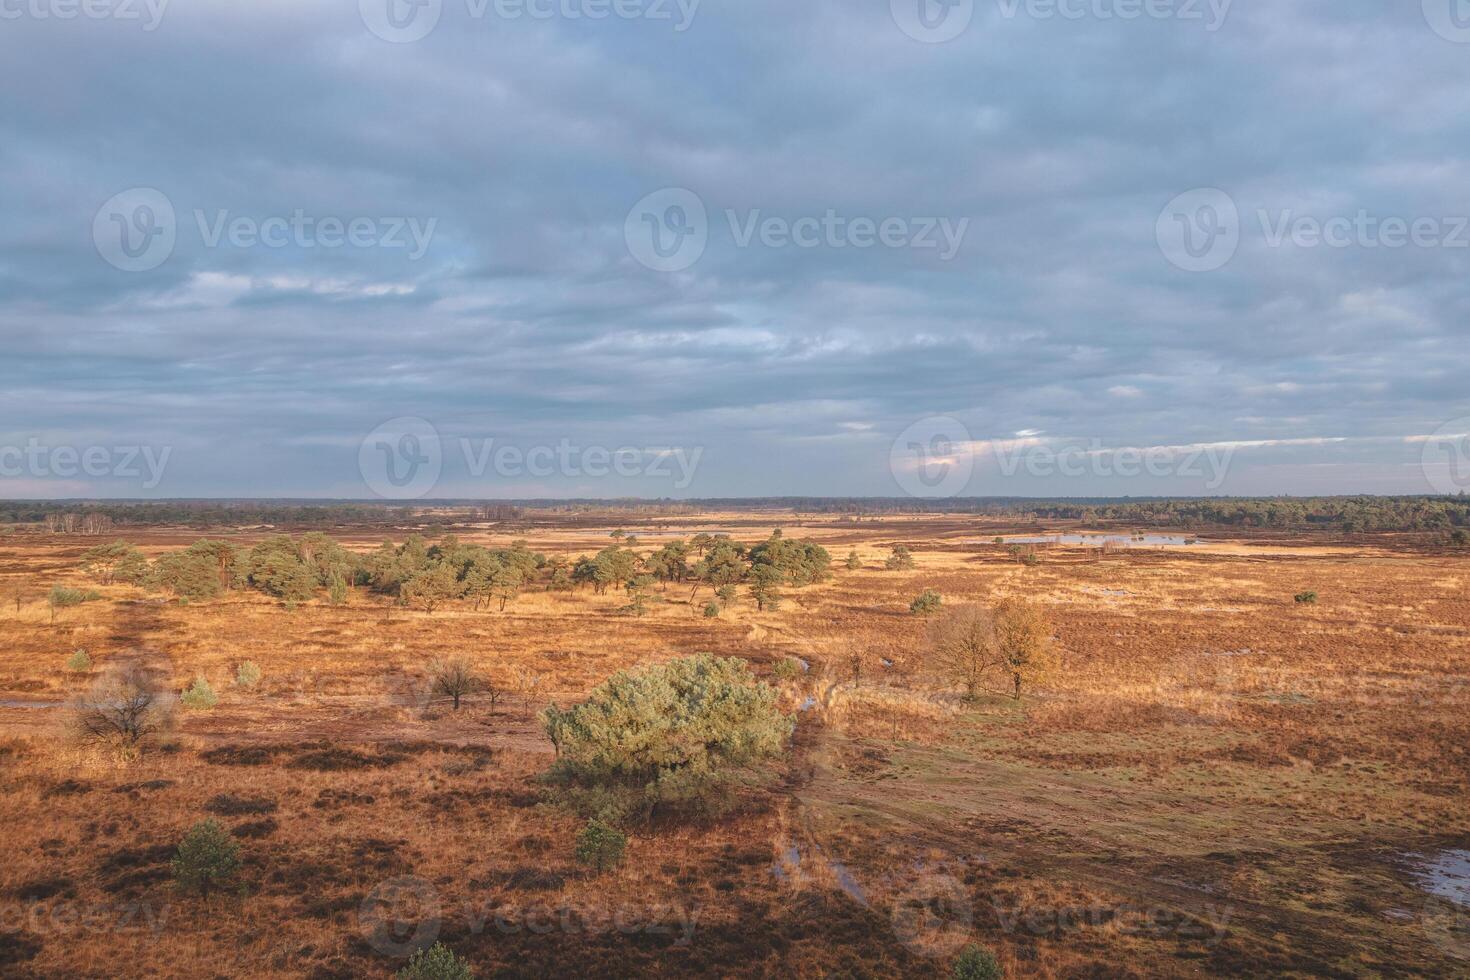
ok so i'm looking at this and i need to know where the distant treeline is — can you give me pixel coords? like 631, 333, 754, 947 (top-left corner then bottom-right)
4, 494, 1468, 534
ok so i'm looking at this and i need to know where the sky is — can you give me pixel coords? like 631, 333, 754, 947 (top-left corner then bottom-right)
2, 0, 1470, 500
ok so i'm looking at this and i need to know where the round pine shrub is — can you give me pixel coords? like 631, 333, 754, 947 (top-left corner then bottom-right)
172, 818, 241, 897
180, 676, 218, 710
910, 589, 943, 615
575, 818, 627, 873
397, 943, 474, 980
953, 944, 1003, 980
235, 661, 262, 689
66, 649, 93, 673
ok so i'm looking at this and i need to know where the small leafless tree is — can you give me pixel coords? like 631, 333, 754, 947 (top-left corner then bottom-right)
430, 658, 481, 711
925, 603, 998, 700
483, 675, 507, 712
71, 664, 174, 748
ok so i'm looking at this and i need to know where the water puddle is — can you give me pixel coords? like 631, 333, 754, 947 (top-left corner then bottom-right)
770, 841, 869, 907
0, 700, 60, 710
1407, 849, 1470, 907
998, 533, 1197, 547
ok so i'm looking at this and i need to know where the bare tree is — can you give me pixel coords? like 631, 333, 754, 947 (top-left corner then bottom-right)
71, 663, 174, 748
430, 658, 481, 711
925, 603, 998, 700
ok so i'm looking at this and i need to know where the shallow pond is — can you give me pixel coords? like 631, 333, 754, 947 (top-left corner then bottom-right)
997, 533, 1198, 547
1408, 849, 1470, 907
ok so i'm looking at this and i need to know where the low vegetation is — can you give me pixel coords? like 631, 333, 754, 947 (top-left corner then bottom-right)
171, 819, 241, 897
541, 654, 792, 820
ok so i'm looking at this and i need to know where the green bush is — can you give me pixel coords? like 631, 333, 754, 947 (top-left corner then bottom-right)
180, 676, 218, 710
702, 601, 720, 618
172, 819, 240, 897
1294, 591, 1318, 604
574, 819, 627, 873
541, 654, 792, 818
910, 589, 943, 615
771, 657, 801, 681
66, 649, 92, 673
885, 546, 915, 571
397, 943, 474, 980
1452, 529, 1469, 547
953, 944, 1003, 980
235, 661, 261, 689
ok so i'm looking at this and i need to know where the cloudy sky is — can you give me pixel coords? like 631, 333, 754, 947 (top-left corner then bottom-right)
3, 0, 1469, 499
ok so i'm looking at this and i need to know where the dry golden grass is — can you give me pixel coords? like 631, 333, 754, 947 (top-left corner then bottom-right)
0, 514, 1467, 977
